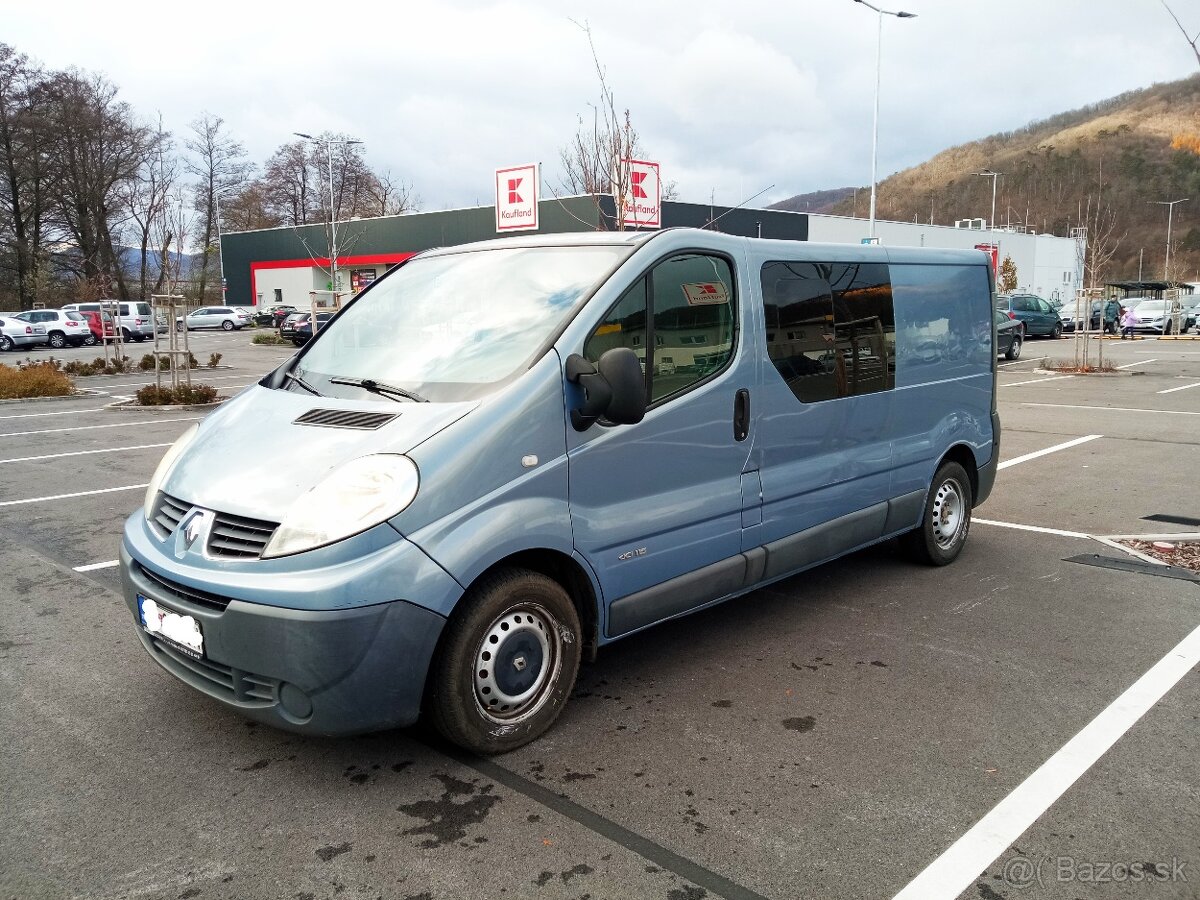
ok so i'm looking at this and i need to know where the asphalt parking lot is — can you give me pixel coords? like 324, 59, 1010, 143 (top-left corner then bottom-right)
1, 332, 1197, 900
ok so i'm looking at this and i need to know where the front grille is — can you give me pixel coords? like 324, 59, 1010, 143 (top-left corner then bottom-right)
293, 408, 399, 430
152, 493, 190, 538
151, 492, 278, 560
137, 563, 232, 612
150, 638, 278, 706
209, 511, 278, 559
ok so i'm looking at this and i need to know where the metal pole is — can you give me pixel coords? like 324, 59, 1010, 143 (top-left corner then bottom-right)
1151, 198, 1189, 281
869, 8, 881, 239
214, 190, 225, 305
326, 139, 337, 294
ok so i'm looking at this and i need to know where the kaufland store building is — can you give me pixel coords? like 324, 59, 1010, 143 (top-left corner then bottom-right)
220, 194, 1083, 309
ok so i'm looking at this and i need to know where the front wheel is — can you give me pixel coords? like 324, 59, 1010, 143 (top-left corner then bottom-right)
902, 461, 973, 566
426, 568, 582, 754
82, 334, 97, 346
0, 335, 12, 352
1005, 334, 1022, 360
1051, 322, 1062, 339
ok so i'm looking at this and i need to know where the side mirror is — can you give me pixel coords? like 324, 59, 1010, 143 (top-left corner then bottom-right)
565, 349, 647, 431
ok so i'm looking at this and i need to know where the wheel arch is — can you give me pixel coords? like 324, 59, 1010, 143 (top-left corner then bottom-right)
937, 443, 979, 505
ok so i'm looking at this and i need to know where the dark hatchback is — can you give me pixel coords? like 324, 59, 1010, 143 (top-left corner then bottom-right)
290, 311, 333, 346
995, 309, 1023, 359
996, 293, 1062, 338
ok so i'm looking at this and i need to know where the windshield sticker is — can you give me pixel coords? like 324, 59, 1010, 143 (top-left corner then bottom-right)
682, 282, 730, 306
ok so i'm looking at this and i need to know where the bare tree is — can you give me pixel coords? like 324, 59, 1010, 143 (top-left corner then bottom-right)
221, 180, 279, 231
186, 113, 252, 303
125, 116, 176, 299
261, 140, 313, 226
557, 20, 645, 229
0, 44, 53, 309
366, 168, 419, 217
1161, 1, 1200, 68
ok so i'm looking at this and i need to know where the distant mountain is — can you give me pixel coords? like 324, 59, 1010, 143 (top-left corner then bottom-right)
117, 247, 204, 276
769, 188, 856, 214
782, 74, 1200, 283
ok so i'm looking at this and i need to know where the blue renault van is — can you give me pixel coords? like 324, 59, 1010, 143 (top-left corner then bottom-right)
121, 229, 999, 753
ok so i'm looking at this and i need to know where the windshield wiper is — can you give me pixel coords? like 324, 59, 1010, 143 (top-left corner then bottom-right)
329, 376, 427, 403
283, 370, 321, 397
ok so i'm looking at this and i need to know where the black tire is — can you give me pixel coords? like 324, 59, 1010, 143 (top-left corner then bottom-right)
0, 335, 12, 352
1005, 334, 1022, 360
426, 567, 582, 754
221, 319, 234, 331
176, 322, 184, 332
901, 461, 973, 566
82, 334, 97, 346
1164, 321, 1173, 336
1051, 322, 1062, 339
47, 331, 66, 350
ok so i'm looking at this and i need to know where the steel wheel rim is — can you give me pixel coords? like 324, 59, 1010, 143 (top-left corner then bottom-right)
932, 478, 966, 550
473, 602, 560, 724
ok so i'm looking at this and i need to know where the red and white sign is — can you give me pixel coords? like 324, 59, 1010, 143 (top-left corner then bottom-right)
618, 159, 661, 229
496, 163, 539, 232
682, 282, 729, 306
974, 243, 999, 272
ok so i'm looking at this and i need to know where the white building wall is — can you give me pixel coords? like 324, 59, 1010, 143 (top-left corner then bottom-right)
805, 214, 1084, 301
254, 265, 323, 307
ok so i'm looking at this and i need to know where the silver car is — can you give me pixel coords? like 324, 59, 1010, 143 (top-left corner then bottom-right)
175, 306, 253, 331
63, 301, 157, 342
0, 315, 48, 351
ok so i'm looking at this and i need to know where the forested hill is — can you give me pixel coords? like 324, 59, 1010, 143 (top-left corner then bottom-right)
776, 74, 1200, 284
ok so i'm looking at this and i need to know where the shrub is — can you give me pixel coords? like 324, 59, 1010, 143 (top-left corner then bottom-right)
207, 352, 223, 368
187, 351, 198, 369
134, 383, 219, 406
0, 361, 73, 399
252, 333, 285, 345
138, 354, 157, 371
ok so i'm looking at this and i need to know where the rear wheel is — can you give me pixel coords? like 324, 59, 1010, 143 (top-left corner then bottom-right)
902, 461, 973, 566
82, 334, 97, 346
221, 319, 234, 331
0, 335, 12, 352
47, 331, 66, 350
1051, 322, 1062, 339
1005, 333, 1022, 360
426, 568, 582, 754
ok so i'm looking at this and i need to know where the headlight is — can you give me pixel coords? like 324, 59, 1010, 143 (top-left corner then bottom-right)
262, 454, 419, 558
144, 423, 199, 519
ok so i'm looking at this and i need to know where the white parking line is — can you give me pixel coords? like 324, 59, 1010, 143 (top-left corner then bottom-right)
893, 623, 1200, 900
1115, 358, 1157, 369
997, 435, 1101, 470
0, 417, 200, 438
0, 407, 112, 420
0, 443, 171, 465
0, 483, 148, 508
973, 518, 1090, 539
1022, 403, 1200, 416
73, 559, 119, 572
1157, 381, 1200, 395
1002, 375, 1073, 387
998, 356, 1046, 368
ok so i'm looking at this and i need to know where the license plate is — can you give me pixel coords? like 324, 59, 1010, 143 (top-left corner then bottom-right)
138, 594, 204, 660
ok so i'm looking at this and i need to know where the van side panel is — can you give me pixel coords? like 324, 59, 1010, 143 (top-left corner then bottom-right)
403, 352, 574, 594
889, 262, 995, 506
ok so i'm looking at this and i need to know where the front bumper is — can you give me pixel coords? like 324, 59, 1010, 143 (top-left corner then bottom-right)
120, 519, 457, 736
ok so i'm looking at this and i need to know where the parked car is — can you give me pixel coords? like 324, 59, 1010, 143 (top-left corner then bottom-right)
79, 310, 117, 344
175, 306, 252, 331
0, 315, 48, 351
1129, 299, 1183, 334
278, 312, 309, 342
289, 311, 334, 346
1182, 300, 1199, 333
63, 301, 156, 341
255, 305, 295, 327
996, 293, 1062, 338
122, 229, 1000, 755
15, 309, 92, 348
995, 310, 1023, 359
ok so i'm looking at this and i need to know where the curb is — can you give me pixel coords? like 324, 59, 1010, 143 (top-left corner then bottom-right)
0, 388, 106, 406
104, 398, 227, 412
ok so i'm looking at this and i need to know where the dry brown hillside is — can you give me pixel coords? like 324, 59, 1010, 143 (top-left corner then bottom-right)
814, 74, 1200, 285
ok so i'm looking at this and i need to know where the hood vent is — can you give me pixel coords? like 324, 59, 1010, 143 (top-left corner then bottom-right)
293, 408, 399, 430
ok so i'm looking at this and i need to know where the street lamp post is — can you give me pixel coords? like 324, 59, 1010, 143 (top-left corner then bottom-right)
974, 170, 1003, 231
1150, 197, 1189, 280
852, 0, 917, 241
294, 132, 364, 295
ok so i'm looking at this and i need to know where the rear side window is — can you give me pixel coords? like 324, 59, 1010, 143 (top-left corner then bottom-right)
584, 253, 737, 406
761, 261, 895, 403
134, 303, 151, 316
66, 312, 86, 321
891, 263, 992, 386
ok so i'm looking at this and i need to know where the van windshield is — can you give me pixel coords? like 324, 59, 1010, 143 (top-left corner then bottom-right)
297, 245, 631, 402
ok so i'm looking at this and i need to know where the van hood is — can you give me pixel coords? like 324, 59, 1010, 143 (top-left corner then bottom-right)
163, 385, 477, 522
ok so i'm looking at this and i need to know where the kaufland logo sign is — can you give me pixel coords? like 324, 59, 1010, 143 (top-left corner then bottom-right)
496, 163, 539, 232
619, 159, 661, 229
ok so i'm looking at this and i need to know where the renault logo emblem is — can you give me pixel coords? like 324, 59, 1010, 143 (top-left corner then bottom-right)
174, 509, 214, 559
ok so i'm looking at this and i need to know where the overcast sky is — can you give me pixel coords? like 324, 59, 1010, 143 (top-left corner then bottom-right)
7, 1, 1200, 212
